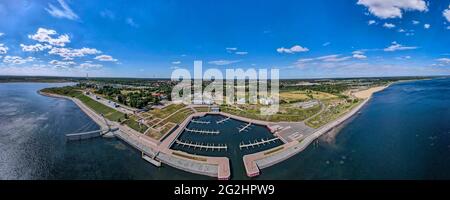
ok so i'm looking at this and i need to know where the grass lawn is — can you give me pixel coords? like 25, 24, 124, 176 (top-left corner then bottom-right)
147, 104, 186, 119
305, 99, 361, 128
220, 104, 321, 122
280, 90, 337, 103
193, 107, 210, 112
76, 95, 125, 122
124, 119, 148, 133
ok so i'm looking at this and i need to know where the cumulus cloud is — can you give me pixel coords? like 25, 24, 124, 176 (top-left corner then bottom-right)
49, 47, 101, 60
20, 44, 52, 52
384, 41, 418, 51
208, 60, 241, 65
368, 20, 376, 25
28, 28, 70, 47
226, 47, 237, 51
412, 20, 420, 25
0, 44, 8, 54
3, 56, 35, 65
383, 23, 396, 29
277, 45, 309, 54
357, 0, 428, 19
94, 54, 118, 62
424, 24, 431, 29
45, 0, 79, 20
172, 61, 181, 65
444, 5, 450, 22
0, 33, 4, 37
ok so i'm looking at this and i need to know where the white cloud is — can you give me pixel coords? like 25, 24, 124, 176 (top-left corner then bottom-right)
0, 44, 8, 54
208, 60, 241, 65
0, 33, 4, 37
357, 0, 428, 19
126, 18, 139, 28
384, 41, 418, 51
235, 51, 248, 55
49, 60, 76, 66
398, 29, 406, 32
436, 58, 450, 64
444, 5, 450, 22
368, 20, 376, 25
352, 51, 367, 59
318, 55, 352, 62
45, 0, 79, 20
94, 54, 118, 62
383, 23, 396, 29
29, 28, 70, 47
3, 56, 35, 65
322, 42, 331, 46
79, 63, 102, 69
424, 24, 431, 29
20, 44, 52, 52
172, 61, 181, 65
226, 47, 237, 51
412, 20, 420, 25
49, 47, 101, 60
277, 45, 309, 54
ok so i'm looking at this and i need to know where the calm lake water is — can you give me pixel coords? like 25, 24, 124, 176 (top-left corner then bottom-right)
1, 78, 450, 180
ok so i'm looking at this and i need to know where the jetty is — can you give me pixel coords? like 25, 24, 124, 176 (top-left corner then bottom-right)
216, 117, 230, 124
191, 119, 211, 124
239, 138, 280, 149
175, 139, 228, 151
184, 128, 220, 135
238, 122, 252, 132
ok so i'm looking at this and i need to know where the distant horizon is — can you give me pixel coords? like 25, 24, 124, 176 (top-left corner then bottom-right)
1, 74, 448, 81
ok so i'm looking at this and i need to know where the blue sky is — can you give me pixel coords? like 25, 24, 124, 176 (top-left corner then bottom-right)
0, 0, 449, 78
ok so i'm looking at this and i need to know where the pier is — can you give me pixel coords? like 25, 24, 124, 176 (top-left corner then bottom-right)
175, 139, 228, 151
191, 119, 211, 124
239, 138, 280, 149
66, 129, 104, 141
238, 122, 252, 132
216, 117, 230, 124
184, 128, 220, 135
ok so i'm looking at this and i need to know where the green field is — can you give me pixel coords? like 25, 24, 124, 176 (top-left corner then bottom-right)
124, 119, 148, 133
305, 99, 361, 128
220, 104, 321, 122
76, 95, 125, 122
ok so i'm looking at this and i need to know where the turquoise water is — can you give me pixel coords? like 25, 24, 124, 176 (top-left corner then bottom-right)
1, 78, 450, 179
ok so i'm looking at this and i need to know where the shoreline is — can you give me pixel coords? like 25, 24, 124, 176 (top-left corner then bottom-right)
242, 84, 390, 177
39, 83, 391, 179
39, 90, 231, 180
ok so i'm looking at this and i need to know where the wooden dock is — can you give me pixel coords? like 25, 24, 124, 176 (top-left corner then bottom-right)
216, 117, 230, 124
184, 128, 220, 135
175, 139, 227, 151
239, 138, 280, 149
191, 119, 211, 124
238, 122, 252, 132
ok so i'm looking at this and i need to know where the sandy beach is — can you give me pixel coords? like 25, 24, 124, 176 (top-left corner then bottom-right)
353, 86, 388, 99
